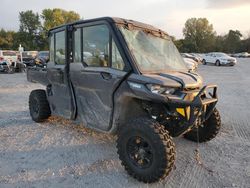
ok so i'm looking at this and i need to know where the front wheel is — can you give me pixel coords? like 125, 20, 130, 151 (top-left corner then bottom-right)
215, 60, 221, 66
117, 117, 176, 183
202, 59, 206, 65
184, 108, 221, 142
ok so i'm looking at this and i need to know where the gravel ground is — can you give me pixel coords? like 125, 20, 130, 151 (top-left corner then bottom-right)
0, 59, 250, 188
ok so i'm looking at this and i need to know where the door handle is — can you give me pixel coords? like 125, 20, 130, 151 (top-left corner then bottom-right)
101, 72, 112, 80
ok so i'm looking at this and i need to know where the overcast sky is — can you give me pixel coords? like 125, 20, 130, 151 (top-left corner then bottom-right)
1, 0, 250, 39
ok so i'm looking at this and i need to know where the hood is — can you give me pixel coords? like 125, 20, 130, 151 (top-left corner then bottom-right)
128, 71, 203, 89
223, 56, 236, 61
143, 71, 203, 89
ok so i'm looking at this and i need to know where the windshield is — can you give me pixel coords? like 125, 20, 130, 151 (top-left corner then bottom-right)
119, 27, 187, 73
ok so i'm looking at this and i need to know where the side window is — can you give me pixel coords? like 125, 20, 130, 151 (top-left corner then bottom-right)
49, 34, 54, 62
83, 25, 109, 67
74, 28, 81, 62
55, 31, 65, 65
112, 39, 125, 70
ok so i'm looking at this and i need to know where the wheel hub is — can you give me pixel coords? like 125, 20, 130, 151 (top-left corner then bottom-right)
127, 136, 153, 168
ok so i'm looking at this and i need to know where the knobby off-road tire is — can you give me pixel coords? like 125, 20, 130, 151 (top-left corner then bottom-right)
184, 108, 221, 143
117, 117, 176, 183
29, 89, 51, 122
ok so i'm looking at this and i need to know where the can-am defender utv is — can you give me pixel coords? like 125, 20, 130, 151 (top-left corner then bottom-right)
27, 17, 221, 183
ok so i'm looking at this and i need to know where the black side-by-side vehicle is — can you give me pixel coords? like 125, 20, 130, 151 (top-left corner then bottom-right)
27, 17, 221, 183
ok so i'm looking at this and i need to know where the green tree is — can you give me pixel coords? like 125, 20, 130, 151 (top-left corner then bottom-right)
240, 38, 250, 52
19, 10, 41, 34
214, 35, 225, 52
41, 8, 80, 32
0, 29, 16, 50
183, 18, 216, 52
1, 9, 81, 51
172, 39, 185, 52
223, 30, 242, 53
18, 10, 42, 50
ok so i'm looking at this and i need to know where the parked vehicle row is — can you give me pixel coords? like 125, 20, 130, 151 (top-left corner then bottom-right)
181, 51, 250, 68
181, 53, 202, 64
231, 52, 250, 58
21, 51, 38, 66
180, 53, 199, 71
0, 50, 49, 73
182, 57, 198, 71
0, 50, 26, 73
21, 51, 49, 67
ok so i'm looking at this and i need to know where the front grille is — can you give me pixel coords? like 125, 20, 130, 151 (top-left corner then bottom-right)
184, 92, 199, 101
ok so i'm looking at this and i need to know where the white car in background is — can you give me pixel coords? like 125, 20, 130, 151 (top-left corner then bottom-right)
202, 52, 236, 66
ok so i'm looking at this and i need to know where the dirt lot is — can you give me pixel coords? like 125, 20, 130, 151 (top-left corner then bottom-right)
0, 59, 250, 188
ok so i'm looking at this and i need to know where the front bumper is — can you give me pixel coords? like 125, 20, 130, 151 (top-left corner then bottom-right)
167, 84, 218, 136
221, 60, 236, 66
225, 62, 236, 66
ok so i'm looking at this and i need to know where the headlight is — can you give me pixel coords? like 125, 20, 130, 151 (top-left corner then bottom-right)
146, 84, 176, 95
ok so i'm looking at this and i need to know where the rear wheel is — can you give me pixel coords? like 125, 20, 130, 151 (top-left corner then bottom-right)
117, 117, 176, 183
29, 89, 51, 122
184, 108, 221, 142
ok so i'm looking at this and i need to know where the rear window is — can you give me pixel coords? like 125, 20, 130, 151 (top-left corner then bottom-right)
3, 51, 16, 56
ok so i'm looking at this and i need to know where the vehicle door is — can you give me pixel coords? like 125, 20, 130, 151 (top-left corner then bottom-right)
210, 53, 217, 64
46, 28, 73, 119
70, 23, 130, 131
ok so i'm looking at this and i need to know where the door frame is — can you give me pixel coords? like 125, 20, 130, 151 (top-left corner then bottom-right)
68, 20, 133, 130
48, 25, 77, 120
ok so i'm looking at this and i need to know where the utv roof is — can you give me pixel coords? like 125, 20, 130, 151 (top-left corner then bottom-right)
49, 17, 167, 35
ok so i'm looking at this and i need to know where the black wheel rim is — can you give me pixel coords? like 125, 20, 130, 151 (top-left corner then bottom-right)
126, 136, 153, 169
